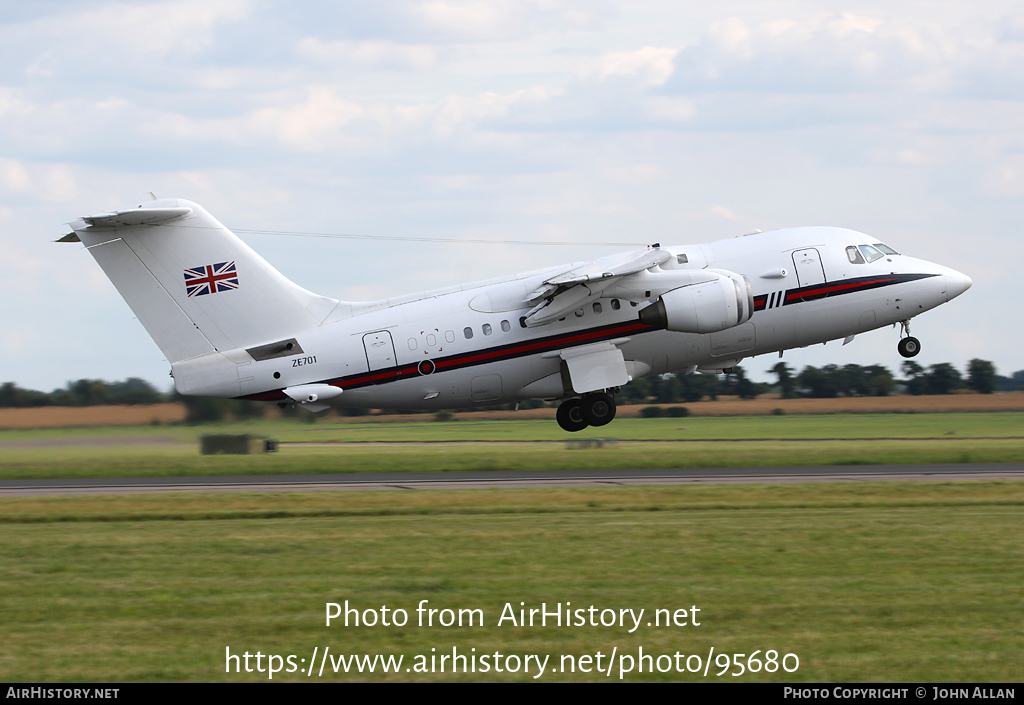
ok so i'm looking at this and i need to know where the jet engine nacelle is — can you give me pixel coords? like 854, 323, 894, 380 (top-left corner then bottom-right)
638, 271, 753, 334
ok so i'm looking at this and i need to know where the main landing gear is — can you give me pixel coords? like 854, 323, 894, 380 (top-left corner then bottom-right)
897, 320, 921, 358
556, 392, 617, 432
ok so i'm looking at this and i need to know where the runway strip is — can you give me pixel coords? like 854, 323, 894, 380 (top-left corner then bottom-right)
1, 463, 1022, 496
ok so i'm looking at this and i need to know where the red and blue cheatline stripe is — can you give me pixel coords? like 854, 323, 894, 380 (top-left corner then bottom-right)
240, 318, 661, 401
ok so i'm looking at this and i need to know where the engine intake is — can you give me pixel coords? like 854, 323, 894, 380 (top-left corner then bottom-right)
638, 271, 753, 334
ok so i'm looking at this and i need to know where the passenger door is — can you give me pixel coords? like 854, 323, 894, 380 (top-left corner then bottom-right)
363, 331, 397, 372
791, 248, 827, 301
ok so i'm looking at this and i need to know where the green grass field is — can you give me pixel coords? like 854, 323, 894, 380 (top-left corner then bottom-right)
3, 412, 1022, 443
2, 439, 1023, 481
0, 413, 1021, 481
2, 413, 1020, 682
1, 481, 1022, 682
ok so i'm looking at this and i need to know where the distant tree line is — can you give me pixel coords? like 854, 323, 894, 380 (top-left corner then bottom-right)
618, 366, 765, 404
997, 370, 1024, 393
773, 360, 962, 398
0, 378, 165, 407
768, 358, 1002, 399
0, 358, 1018, 421
617, 358, 1008, 404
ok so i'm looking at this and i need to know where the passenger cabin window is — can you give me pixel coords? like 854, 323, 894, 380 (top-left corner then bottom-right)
859, 244, 884, 263
846, 246, 865, 264
464, 327, 473, 339
574, 309, 584, 318
874, 243, 899, 255
500, 320, 510, 332
593, 302, 603, 314
482, 323, 492, 335
519, 317, 528, 328
610, 299, 621, 311
445, 330, 455, 343
426, 334, 436, 346
408, 338, 418, 350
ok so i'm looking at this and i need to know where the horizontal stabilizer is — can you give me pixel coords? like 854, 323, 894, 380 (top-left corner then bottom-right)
82, 207, 192, 228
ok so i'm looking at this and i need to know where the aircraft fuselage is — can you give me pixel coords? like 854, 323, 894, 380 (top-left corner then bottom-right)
223, 226, 969, 411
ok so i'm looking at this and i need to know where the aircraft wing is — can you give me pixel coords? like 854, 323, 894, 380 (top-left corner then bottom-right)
523, 246, 672, 327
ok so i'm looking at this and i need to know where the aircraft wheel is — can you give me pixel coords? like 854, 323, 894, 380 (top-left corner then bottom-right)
898, 336, 921, 358
556, 398, 589, 432
583, 393, 617, 427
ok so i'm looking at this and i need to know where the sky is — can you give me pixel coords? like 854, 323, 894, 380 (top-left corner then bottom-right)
1, 0, 1022, 392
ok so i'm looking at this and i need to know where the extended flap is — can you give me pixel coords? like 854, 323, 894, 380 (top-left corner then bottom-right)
523, 246, 672, 326
560, 343, 630, 394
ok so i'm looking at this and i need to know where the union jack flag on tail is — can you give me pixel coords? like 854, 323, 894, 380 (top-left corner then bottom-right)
184, 261, 239, 297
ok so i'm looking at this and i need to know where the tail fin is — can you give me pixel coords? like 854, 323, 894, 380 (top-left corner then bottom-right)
72, 198, 340, 364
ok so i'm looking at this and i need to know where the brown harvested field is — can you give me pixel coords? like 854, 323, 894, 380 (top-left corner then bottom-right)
621, 392, 1024, 417
370, 393, 1024, 422
0, 404, 186, 429
0, 394, 1021, 429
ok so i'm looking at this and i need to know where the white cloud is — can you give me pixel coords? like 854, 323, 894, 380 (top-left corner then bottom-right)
1, 325, 36, 354
424, 87, 556, 137
982, 156, 1024, 196
35, 0, 251, 58
136, 87, 370, 152
136, 83, 565, 152
296, 38, 438, 70
411, 1, 520, 38
593, 46, 680, 86
828, 13, 883, 37
0, 86, 35, 120
596, 163, 667, 186
0, 158, 32, 192
39, 164, 78, 202
709, 17, 752, 58
670, 12, 1024, 99
248, 88, 366, 151
405, 0, 601, 39
645, 96, 695, 122
0, 158, 78, 200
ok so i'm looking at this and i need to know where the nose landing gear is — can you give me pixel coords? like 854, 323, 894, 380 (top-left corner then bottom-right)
898, 320, 921, 358
556, 392, 618, 432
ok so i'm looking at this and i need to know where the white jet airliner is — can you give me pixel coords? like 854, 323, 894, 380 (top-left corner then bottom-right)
63, 199, 971, 432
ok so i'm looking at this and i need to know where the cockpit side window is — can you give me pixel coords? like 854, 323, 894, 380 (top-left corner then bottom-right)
874, 243, 899, 255
846, 246, 865, 264
859, 244, 884, 263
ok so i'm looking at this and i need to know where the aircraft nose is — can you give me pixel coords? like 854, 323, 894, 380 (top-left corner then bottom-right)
944, 271, 972, 301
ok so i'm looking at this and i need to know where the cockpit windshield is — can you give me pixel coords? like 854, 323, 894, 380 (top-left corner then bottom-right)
847, 242, 900, 264
859, 244, 884, 263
